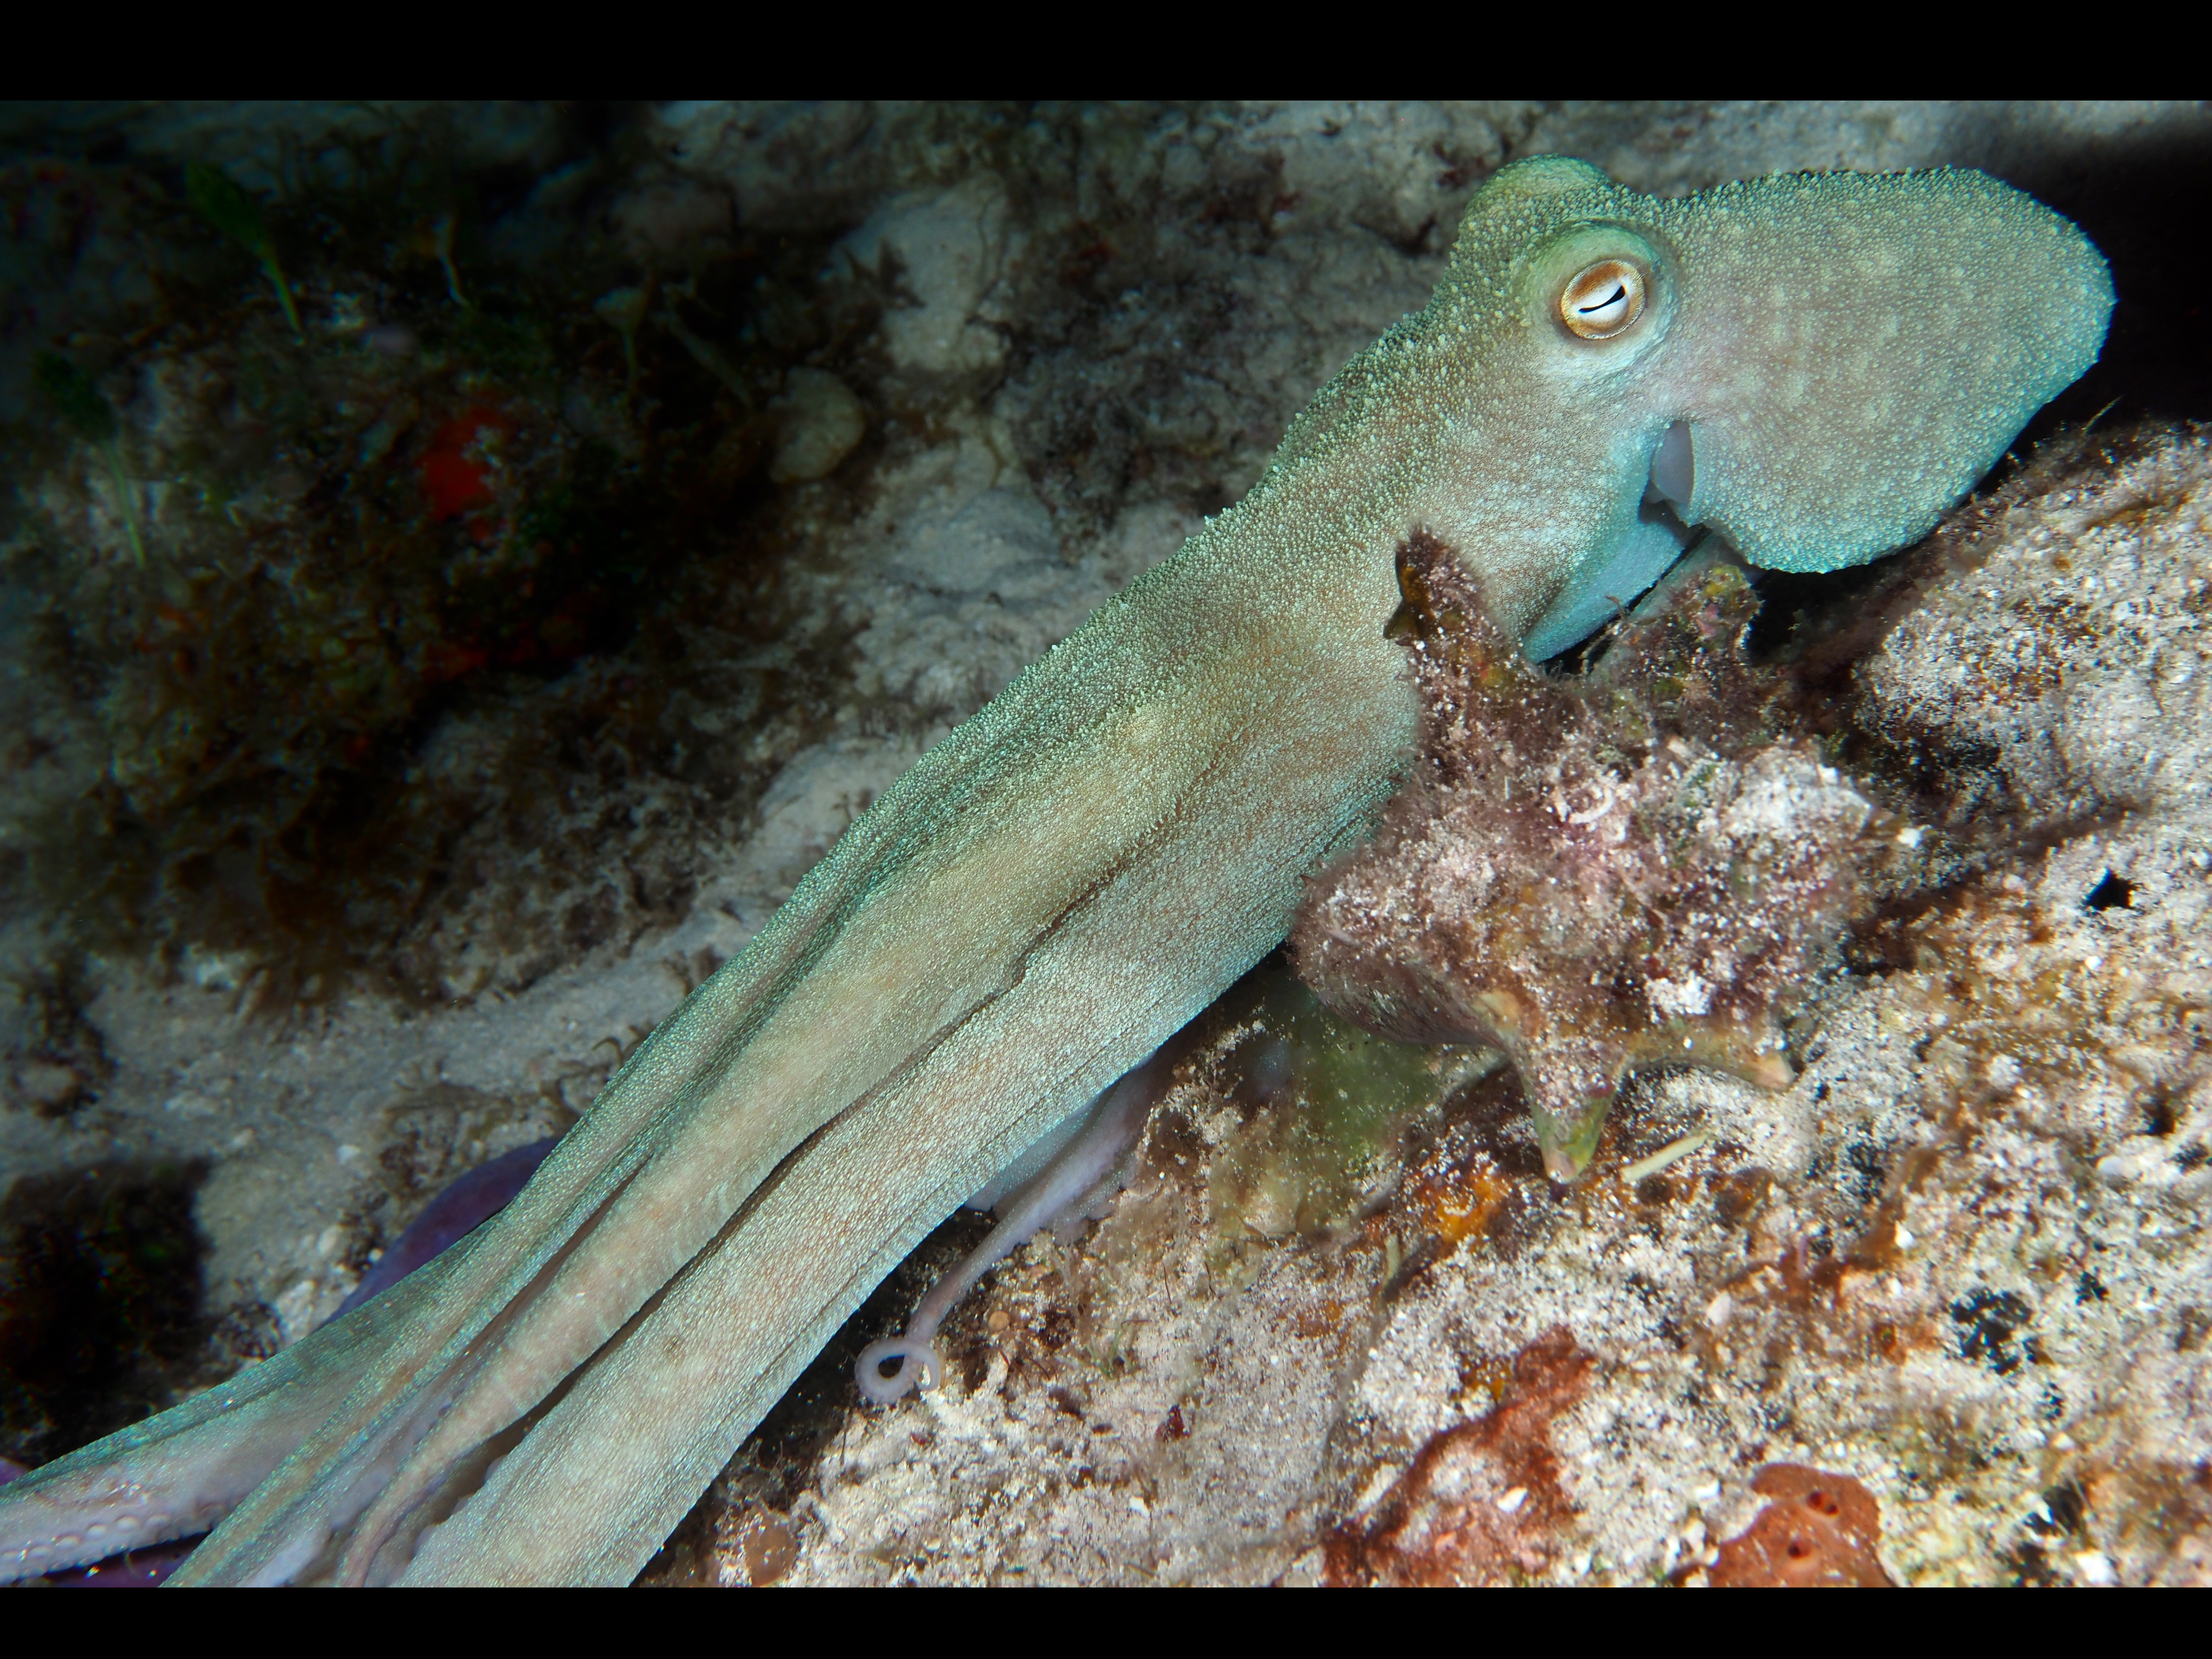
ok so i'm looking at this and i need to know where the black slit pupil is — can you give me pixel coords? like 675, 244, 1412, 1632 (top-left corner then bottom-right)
1579, 285, 1627, 316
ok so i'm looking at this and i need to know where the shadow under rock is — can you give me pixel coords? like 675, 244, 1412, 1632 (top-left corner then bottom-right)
2007, 124, 2212, 437
0, 1159, 212, 1468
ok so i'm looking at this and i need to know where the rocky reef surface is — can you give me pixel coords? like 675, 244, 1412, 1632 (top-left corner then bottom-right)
1, 101, 2209, 1586
652, 427, 2212, 1589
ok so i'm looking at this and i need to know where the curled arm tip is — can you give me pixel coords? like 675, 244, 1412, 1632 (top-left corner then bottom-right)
855, 1336, 944, 1405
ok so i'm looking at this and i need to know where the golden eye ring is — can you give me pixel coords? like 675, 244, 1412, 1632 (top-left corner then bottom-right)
1559, 259, 1647, 340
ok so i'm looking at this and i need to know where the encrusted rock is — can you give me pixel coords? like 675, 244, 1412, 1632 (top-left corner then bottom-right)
1294, 534, 1880, 1178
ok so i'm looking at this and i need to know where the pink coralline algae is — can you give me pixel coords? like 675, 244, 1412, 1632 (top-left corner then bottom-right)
1324, 1327, 1593, 1587
1698, 1464, 1894, 1587
1293, 533, 1887, 1180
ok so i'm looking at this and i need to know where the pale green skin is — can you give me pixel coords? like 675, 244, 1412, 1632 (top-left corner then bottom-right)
0, 157, 2109, 1585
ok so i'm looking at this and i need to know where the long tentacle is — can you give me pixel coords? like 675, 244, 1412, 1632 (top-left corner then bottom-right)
402, 694, 1380, 1582
164, 476, 1410, 1585
857, 1045, 1164, 1405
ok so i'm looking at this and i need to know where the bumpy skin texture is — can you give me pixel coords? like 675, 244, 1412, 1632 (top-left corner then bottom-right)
1288, 157, 2110, 657
0, 159, 2109, 1586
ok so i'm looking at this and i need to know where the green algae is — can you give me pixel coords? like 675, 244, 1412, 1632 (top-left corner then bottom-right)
187, 163, 303, 340
34, 352, 146, 565
1203, 966, 1497, 1248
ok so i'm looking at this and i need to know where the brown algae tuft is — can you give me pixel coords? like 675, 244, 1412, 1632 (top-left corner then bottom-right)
1, 120, 882, 1014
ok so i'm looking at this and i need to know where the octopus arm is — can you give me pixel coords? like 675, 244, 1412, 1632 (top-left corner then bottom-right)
146, 479, 1411, 1585
0, 1249, 458, 1581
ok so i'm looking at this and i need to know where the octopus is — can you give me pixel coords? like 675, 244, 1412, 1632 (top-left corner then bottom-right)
0, 155, 2110, 1584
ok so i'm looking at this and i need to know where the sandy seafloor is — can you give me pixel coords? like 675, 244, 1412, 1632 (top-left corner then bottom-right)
3, 101, 2211, 1585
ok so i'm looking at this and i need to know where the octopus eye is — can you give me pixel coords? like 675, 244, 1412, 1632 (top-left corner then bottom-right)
1559, 259, 1647, 340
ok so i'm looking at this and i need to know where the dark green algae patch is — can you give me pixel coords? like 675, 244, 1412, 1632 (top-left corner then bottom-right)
1187, 966, 1501, 1250
1, 121, 888, 1018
